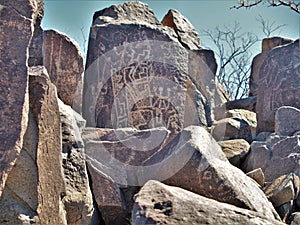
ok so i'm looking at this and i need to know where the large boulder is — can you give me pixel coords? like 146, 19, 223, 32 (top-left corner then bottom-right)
275, 106, 300, 136
256, 39, 300, 133
43, 29, 84, 110
0, 0, 42, 196
132, 180, 285, 225
83, 1, 225, 133
249, 37, 294, 97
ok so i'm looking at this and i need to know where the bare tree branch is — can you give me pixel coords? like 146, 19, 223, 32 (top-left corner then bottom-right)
232, 0, 300, 13
256, 15, 287, 37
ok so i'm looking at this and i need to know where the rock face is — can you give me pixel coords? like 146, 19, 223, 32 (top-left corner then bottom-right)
249, 37, 294, 97
132, 180, 285, 225
83, 1, 225, 133
162, 9, 201, 50
256, 39, 300, 133
29, 67, 67, 225
59, 100, 99, 225
275, 106, 300, 136
43, 29, 84, 109
0, 0, 40, 196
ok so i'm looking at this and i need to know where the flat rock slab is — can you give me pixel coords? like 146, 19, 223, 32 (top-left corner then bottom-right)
0, 2, 36, 196
132, 180, 285, 225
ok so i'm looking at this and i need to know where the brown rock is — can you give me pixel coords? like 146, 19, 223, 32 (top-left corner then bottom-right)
0, 0, 39, 196
83, 2, 213, 132
211, 118, 252, 143
225, 96, 257, 112
132, 180, 285, 225
275, 106, 300, 136
246, 168, 265, 187
59, 100, 99, 225
249, 37, 293, 96
218, 139, 250, 167
43, 29, 84, 109
29, 66, 67, 225
264, 173, 299, 207
162, 9, 201, 50
29, 25, 44, 67
256, 39, 300, 133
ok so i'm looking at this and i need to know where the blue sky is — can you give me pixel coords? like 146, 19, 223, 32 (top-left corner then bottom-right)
42, 0, 299, 57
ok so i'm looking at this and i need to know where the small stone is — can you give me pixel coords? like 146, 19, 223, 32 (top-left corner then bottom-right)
247, 168, 265, 187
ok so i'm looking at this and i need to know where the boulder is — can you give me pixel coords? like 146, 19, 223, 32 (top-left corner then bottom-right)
290, 212, 300, 225
218, 139, 250, 167
0, 0, 41, 196
162, 9, 201, 50
249, 37, 293, 96
58, 100, 99, 225
256, 39, 300, 133
28, 66, 67, 225
211, 118, 252, 143
275, 106, 300, 136
243, 135, 300, 182
246, 168, 265, 187
264, 173, 299, 208
43, 29, 84, 110
83, 2, 224, 132
132, 180, 285, 225
162, 126, 279, 219
224, 96, 257, 111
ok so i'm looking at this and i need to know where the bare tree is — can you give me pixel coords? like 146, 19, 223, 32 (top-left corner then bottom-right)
232, 0, 300, 14
202, 22, 258, 100
256, 15, 287, 37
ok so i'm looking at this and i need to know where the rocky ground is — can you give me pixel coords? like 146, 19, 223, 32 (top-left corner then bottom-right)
0, 1, 299, 225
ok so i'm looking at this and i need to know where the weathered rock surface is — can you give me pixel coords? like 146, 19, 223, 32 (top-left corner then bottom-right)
83, 1, 225, 133
59, 100, 99, 225
162, 9, 201, 50
218, 139, 250, 167
43, 29, 84, 109
132, 180, 285, 225
246, 168, 265, 187
264, 173, 299, 208
225, 96, 257, 111
0, 0, 40, 196
290, 212, 300, 225
211, 118, 252, 143
162, 126, 279, 219
275, 106, 300, 136
256, 39, 300, 133
29, 66, 67, 225
243, 134, 300, 182
249, 37, 294, 96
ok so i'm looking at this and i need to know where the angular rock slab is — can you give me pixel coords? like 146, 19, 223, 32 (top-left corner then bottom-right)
83, 2, 219, 132
132, 180, 285, 225
275, 106, 300, 136
256, 39, 300, 133
43, 29, 84, 109
58, 100, 99, 225
162, 9, 201, 50
0, 1, 36, 196
29, 66, 67, 225
161, 126, 279, 220
243, 134, 300, 182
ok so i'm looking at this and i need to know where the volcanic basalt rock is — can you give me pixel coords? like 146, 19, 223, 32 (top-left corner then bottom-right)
0, 0, 41, 196
256, 39, 300, 133
43, 29, 84, 109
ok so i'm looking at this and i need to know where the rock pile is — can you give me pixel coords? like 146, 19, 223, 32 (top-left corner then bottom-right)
0, 1, 299, 225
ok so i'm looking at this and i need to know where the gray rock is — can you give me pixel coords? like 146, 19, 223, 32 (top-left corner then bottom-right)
132, 180, 285, 225
211, 118, 252, 143
256, 39, 300, 133
275, 106, 300, 136
290, 212, 300, 225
